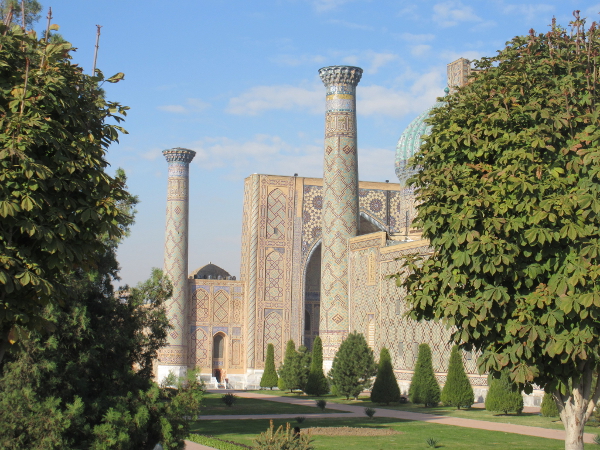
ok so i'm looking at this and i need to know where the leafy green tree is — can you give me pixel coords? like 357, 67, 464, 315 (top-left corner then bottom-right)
541, 392, 560, 418
0, 22, 130, 363
328, 332, 376, 400
409, 344, 440, 407
394, 12, 600, 450
304, 336, 329, 396
485, 371, 523, 415
279, 340, 298, 393
260, 343, 279, 390
441, 346, 474, 409
370, 347, 401, 405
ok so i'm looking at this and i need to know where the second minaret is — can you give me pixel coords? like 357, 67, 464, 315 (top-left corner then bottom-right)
318, 65, 363, 367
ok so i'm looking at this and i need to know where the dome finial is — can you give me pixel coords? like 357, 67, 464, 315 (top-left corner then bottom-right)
444, 86, 450, 95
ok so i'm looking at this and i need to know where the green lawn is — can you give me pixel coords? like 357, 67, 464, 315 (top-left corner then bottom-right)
191, 416, 598, 449
247, 390, 600, 433
200, 392, 346, 416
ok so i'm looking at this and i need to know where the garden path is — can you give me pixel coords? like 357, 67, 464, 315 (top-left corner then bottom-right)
188, 390, 597, 446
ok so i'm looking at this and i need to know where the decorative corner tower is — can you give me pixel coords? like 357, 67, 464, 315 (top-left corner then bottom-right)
318, 66, 363, 368
158, 147, 196, 381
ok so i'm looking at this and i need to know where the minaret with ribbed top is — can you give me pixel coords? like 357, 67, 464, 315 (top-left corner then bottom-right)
318, 66, 362, 369
158, 147, 196, 381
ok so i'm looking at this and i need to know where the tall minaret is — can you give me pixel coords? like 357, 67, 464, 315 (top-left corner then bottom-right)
318, 66, 363, 369
158, 147, 196, 381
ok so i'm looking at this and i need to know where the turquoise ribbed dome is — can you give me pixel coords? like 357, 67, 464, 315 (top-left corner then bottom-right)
395, 90, 447, 186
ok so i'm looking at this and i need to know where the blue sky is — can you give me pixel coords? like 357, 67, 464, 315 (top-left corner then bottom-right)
40, 0, 599, 287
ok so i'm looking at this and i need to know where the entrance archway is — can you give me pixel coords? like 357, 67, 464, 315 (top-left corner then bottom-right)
212, 332, 226, 382
303, 243, 321, 349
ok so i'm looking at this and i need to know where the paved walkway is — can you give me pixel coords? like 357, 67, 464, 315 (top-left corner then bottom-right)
186, 391, 597, 449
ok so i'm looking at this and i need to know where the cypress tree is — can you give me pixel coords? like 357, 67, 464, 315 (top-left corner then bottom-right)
260, 343, 279, 390
541, 392, 559, 417
304, 336, 329, 396
328, 332, 377, 400
441, 346, 474, 409
278, 340, 298, 393
370, 347, 401, 405
485, 370, 523, 415
295, 345, 312, 391
408, 344, 441, 407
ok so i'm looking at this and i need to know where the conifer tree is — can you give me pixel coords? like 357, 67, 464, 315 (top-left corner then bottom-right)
541, 392, 559, 417
260, 343, 278, 390
370, 347, 401, 405
408, 344, 441, 407
278, 340, 298, 393
304, 336, 329, 396
328, 332, 376, 400
441, 346, 474, 409
296, 345, 312, 391
485, 370, 523, 415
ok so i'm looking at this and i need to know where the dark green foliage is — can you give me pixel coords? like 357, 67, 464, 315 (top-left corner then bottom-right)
0, 265, 204, 449
278, 341, 311, 393
304, 336, 329, 396
441, 346, 474, 409
254, 420, 314, 450
371, 347, 401, 405
328, 332, 377, 400
295, 416, 306, 424
541, 392, 559, 418
279, 340, 298, 392
221, 393, 237, 407
296, 345, 312, 391
426, 437, 440, 448
0, 23, 130, 363
364, 407, 376, 419
315, 400, 326, 411
260, 343, 279, 390
485, 371, 523, 415
277, 376, 287, 392
409, 344, 441, 407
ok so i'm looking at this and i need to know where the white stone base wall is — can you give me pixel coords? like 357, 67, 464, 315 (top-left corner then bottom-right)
156, 365, 187, 386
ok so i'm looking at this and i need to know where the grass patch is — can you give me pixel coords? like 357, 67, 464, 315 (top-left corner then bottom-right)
247, 390, 600, 433
201, 393, 345, 416
191, 416, 597, 449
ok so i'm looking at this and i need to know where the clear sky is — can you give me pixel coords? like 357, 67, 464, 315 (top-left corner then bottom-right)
39, 0, 598, 288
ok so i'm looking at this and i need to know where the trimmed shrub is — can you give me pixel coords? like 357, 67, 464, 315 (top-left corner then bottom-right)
440, 346, 474, 409
315, 400, 326, 411
485, 371, 523, 415
364, 407, 376, 419
328, 332, 377, 400
409, 344, 441, 407
277, 376, 287, 392
221, 393, 237, 407
304, 336, 329, 396
541, 392, 559, 417
371, 347, 401, 405
260, 344, 279, 390
278, 340, 301, 393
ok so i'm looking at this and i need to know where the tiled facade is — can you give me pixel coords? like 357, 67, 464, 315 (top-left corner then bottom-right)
158, 61, 510, 400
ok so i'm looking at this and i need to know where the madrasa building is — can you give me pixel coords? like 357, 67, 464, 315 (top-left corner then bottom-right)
156, 58, 494, 399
